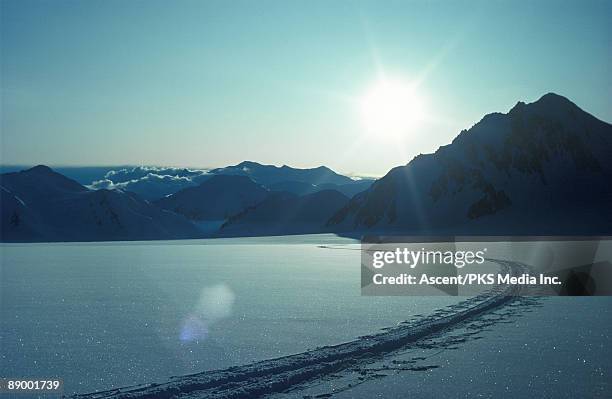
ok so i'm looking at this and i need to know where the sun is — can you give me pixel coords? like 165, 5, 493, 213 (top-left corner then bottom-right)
360, 78, 425, 136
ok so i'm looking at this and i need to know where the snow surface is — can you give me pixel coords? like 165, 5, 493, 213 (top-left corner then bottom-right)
67, 261, 526, 398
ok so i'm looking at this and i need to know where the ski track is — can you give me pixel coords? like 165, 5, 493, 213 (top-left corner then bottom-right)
68, 259, 529, 399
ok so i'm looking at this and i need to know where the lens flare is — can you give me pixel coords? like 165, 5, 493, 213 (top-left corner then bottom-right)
179, 284, 235, 343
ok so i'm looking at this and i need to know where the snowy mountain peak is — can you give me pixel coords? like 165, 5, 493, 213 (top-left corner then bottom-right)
328, 93, 612, 235
28, 165, 55, 174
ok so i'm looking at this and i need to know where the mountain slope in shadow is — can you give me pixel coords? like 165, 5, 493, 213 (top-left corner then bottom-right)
218, 189, 349, 236
0, 166, 201, 242
266, 179, 374, 198
155, 174, 269, 221
329, 93, 612, 235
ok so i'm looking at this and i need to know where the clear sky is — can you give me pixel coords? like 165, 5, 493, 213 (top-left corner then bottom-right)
1, 0, 610, 176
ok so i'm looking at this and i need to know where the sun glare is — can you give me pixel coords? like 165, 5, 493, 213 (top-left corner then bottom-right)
360, 79, 425, 136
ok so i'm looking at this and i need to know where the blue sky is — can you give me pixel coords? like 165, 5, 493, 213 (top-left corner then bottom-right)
1, 0, 610, 176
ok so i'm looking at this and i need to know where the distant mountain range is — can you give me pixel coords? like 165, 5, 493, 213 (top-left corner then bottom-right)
1, 92, 610, 242
0, 166, 200, 242
88, 166, 211, 200
210, 161, 373, 198
329, 93, 612, 235
0, 163, 364, 242
1, 162, 373, 201
211, 161, 352, 185
60, 162, 372, 200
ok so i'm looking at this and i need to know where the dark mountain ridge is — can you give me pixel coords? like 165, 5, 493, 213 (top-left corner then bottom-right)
328, 93, 612, 235
1, 166, 200, 242
211, 161, 355, 186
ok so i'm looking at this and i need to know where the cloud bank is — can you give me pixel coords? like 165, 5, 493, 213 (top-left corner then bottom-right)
88, 166, 211, 200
